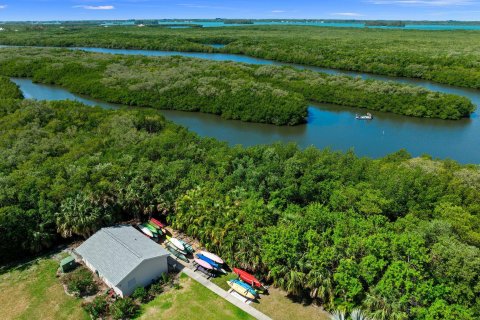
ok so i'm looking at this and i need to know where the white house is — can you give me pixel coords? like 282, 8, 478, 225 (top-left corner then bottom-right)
75, 225, 169, 297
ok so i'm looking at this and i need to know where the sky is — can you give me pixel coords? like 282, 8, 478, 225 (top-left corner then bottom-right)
1, 0, 480, 21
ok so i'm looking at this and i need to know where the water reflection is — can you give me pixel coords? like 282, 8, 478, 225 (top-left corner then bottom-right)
11, 78, 480, 163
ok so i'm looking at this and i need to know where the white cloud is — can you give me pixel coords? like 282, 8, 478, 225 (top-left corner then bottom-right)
73, 5, 115, 10
368, 0, 474, 6
0, 5, 7, 9
331, 12, 364, 17
272, 10, 286, 13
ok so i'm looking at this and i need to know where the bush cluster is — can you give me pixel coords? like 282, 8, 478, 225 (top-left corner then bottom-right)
62, 267, 98, 297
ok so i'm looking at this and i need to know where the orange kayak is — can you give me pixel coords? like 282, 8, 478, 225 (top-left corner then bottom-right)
233, 268, 264, 289
150, 218, 166, 229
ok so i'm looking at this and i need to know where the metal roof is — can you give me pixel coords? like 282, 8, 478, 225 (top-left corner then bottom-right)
75, 225, 169, 286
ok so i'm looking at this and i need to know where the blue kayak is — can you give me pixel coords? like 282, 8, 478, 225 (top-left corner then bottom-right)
196, 253, 221, 270
233, 279, 258, 297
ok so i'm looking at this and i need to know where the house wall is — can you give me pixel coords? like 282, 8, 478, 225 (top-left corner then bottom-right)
82, 258, 122, 296
116, 255, 169, 297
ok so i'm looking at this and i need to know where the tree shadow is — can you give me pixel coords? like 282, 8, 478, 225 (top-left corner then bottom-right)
0, 244, 69, 275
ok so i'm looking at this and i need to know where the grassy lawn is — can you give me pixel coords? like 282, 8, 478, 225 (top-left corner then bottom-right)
0, 255, 329, 320
212, 273, 331, 320
139, 273, 254, 320
0, 257, 88, 320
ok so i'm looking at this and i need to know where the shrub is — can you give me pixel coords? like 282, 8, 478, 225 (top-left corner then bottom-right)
110, 297, 139, 320
83, 295, 108, 319
148, 282, 164, 297
132, 287, 149, 303
160, 273, 170, 285
63, 267, 98, 297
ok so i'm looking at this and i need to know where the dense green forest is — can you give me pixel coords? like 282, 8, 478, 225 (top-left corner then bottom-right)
0, 48, 474, 121
0, 25, 479, 88
0, 75, 24, 99
0, 90, 479, 318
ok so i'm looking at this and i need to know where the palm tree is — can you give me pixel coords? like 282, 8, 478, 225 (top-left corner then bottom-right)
285, 270, 306, 296
350, 309, 371, 320
364, 293, 407, 320
329, 309, 372, 320
330, 310, 345, 320
56, 193, 112, 238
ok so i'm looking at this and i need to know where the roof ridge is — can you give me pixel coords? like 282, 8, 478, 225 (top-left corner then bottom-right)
102, 227, 143, 259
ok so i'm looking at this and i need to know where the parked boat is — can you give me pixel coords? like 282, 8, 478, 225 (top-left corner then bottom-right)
236, 279, 259, 297
356, 112, 373, 120
178, 239, 194, 254
233, 268, 266, 291
150, 218, 166, 229
195, 264, 215, 278
146, 222, 163, 235
166, 243, 189, 262
143, 223, 159, 235
196, 253, 221, 270
138, 224, 154, 238
194, 258, 213, 270
166, 235, 185, 252
199, 251, 224, 265
227, 280, 256, 300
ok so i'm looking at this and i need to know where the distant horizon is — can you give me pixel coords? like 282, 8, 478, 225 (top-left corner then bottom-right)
2, 18, 480, 23
2, 1, 480, 21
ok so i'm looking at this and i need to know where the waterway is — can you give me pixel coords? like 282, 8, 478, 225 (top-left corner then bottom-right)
155, 21, 480, 31
11, 78, 480, 164
73, 47, 480, 108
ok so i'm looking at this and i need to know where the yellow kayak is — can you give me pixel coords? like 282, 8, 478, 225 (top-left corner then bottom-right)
227, 280, 256, 300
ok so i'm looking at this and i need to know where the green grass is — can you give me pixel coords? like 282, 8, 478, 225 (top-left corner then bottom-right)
211, 273, 331, 320
0, 257, 88, 320
138, 273, 254, 320
210, 272, 238, 291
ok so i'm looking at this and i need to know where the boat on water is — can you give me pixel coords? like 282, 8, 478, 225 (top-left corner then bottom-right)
356, 112, 373, 120
233, 268, 267, 291
227, 280, 256, 300
199, 251, 224, 265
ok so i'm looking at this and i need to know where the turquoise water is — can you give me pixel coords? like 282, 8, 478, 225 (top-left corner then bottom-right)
205, 44, 226, 49
156, 21, 480, 30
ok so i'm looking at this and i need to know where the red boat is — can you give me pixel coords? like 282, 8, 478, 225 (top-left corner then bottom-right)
233, 268, 265, 289
150, 218, 166, 229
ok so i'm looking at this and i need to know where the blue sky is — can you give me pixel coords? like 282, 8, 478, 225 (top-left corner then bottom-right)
1, 0, 480, 21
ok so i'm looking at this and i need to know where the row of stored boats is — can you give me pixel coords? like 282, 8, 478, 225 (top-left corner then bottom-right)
194, 251, 268, 300
137, 218, 193, 262
137, 218, 267, 301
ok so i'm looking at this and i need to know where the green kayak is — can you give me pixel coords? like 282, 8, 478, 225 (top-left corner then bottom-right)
147, 222, 163, 235
143, 223, 159, 235
166, 244, 189, 263
178, 239, 194, 254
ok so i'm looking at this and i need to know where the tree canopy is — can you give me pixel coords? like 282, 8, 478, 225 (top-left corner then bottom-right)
0, 48, 474, 122
0, 93, 479, 318
0, 25, 479, 88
